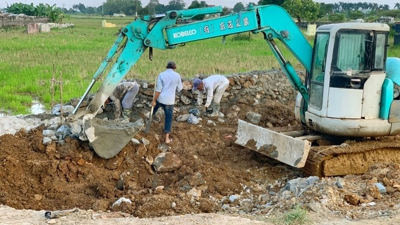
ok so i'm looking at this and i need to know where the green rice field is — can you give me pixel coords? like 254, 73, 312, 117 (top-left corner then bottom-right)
1, 15, 400, 115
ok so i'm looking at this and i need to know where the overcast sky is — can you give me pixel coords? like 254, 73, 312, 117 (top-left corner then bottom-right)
2, 0, 397, 10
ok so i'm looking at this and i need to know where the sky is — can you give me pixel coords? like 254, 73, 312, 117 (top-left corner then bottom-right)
1, 0, 397, 10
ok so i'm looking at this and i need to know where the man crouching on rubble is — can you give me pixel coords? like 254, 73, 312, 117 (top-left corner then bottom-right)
192, 75, 229, 117
107, 80, 140, 120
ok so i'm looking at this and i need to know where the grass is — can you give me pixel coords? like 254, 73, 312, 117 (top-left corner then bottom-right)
1, 15, 400, 115
273, 205, 311, 225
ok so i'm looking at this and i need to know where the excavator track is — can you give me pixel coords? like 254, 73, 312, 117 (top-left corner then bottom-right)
304, 136, 400, 177
236, 122, 400, 177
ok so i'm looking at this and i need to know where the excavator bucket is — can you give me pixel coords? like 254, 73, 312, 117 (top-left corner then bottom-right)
235, 119, 311, 168
83, 116, 144, 159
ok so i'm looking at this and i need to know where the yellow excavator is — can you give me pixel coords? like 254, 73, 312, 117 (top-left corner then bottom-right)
70, 4, 400, 176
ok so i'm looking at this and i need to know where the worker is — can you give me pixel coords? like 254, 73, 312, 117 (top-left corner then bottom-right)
108, 80, 140, 120
192, 75, 229, 117
151, 61, 183, 144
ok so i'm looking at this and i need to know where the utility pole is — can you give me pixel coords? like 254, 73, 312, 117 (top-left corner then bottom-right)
102, 2, 104, 16
135, 0, 137, 19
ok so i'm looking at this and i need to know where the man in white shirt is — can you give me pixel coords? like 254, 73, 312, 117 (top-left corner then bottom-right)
192, 75, 229, 117
151, 61, 183, 144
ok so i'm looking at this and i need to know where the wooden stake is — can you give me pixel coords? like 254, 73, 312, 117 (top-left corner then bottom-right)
59, 71, 63, 124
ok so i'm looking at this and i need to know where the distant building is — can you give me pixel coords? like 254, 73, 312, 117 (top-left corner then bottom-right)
379, 16, 394, 24
351, 18, 365, 23
113, 13, 126, 17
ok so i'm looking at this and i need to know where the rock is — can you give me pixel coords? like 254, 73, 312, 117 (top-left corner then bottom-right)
374, 183, 386, 193
131, 138, 140, 144
180, 95, 191, 105
116, 179, 124, 190
104, 157, 124, 170
187, 114, 199, 124
344, 193, 361, 205
229, 195, 240, 202
51, 104, 75, 115
56, 124, 72, 140
34, 194, 43, 201
92, 199, 110, 211
176, 114, 190, 122
187, 188, 202, 198
42, 137, 52, 145
336, 178, 345, 188
284, 176, 319, 196
42, 129, 55, 137
152, 152, 182, 172
111, 197, 132, 208
141, 137, 150, 146
307, 202, 323, 212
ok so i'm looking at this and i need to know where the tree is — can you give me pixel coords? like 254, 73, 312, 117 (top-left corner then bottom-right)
166, 0, 185, 11
233, 2, 245, 12
381, 4, 390, 10
282, 0, 320, 23
319, 3, 334, 17
200, 1, 207, 7
348, 10, 364, 20
101, 0, 143, 16
188, 1, 205, 20
188, 0, 201, 9
34, 3, 47, 16
147, 0, 159, 15
328, 13, 345, 22
258, 0, 285, 6
6, 3, 35, 15
85, 6, 97, 14
72, 3, 86, 13
222, 6, 232, 16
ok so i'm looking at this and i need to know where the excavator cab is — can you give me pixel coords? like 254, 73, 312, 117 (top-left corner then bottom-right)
236, 23, 392, 169
304, 23, 390, 137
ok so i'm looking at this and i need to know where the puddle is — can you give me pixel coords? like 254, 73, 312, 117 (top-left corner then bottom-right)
0, 109, 11, 117
31, 99, 46, 114
0, 98, 47, 117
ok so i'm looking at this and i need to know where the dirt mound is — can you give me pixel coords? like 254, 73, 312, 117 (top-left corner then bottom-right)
0, 100, 298, 218
1, 99, 400, 223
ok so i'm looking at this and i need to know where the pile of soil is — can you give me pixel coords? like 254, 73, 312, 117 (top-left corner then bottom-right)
1, 99, 400, 224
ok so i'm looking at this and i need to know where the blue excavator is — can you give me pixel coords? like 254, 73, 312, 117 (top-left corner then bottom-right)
70, 4, 400, 176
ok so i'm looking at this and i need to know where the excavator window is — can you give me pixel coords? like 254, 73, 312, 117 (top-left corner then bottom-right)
330, 30, 381, 89
374, 33, 386, 69
309, 33, 329, 110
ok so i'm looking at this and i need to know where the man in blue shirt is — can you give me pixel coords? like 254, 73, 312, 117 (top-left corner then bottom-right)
151, 61, 183, 144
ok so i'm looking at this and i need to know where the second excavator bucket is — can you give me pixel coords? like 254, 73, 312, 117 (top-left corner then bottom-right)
235, 119, 311, 168
83, 116, 144, 159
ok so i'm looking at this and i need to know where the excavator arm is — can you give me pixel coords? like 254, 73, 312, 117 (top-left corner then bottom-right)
72, 4, 312, 119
